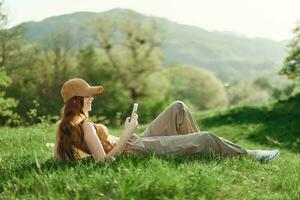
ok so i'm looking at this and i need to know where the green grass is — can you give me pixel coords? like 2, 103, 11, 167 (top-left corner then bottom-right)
1, 96, 300, 199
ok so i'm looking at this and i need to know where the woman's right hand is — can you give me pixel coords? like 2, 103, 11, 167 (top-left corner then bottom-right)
124, 113, 139, 134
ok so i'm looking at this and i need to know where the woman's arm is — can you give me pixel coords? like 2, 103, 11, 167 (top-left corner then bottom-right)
82, 114, 138, 163
105, 114, 139, 160
82, 121, 107, 163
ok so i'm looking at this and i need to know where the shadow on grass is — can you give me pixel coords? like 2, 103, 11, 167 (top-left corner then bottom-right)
27, 153, 228, 171
0, 152, 240, 188
200, 94, 300, 152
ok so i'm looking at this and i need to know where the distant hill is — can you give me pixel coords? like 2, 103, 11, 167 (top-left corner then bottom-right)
14, 8, 289, 81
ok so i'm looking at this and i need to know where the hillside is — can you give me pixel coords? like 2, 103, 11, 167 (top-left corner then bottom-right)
14, 8, 288, 81
198, 93, 300, 153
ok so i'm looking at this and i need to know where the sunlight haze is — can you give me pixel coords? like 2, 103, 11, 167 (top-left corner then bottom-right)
6, 0, 300, 41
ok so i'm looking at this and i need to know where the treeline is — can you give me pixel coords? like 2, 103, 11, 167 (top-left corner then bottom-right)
0, 1, 299, 127
0, 9, 230, 126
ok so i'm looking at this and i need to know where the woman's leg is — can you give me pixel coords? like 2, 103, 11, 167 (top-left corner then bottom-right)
138, 101, 279, 161
139, 131, 247, 156
140, 100, 200, 137
199, 132, 248, 156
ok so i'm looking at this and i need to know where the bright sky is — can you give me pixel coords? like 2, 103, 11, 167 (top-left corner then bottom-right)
5, 0, 300, 41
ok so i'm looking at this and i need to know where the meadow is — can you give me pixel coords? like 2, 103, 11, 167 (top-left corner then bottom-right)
1, 95, 300, 199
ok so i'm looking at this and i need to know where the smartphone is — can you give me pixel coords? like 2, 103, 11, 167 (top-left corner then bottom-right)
129, 103, 138, 122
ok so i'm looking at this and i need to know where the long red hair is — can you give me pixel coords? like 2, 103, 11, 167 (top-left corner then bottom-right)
56, 96, 88, 161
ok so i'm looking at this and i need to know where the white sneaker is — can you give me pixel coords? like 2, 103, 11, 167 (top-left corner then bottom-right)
255, 150, 280, 163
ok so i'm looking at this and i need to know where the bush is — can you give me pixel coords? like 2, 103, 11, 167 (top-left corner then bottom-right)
0, 68, 20, 126
279, 22, 300, 79
166, 64, 228, 110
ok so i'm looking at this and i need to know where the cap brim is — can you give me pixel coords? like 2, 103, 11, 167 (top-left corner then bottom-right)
88, 86, 104, 95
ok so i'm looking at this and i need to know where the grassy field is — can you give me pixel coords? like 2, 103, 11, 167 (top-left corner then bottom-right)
1, 96, 300, 199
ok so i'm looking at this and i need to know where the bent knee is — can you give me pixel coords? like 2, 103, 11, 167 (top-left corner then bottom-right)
171, 100, 185, 111
198, 132, 214, 142
200, 132, 211, 139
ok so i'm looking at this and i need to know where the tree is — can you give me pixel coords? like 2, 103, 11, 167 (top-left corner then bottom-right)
76, 45, 132, 125
0, 67, 19, 125
0, 0, 20, 126
280, 21, 300, 79
4, 30, 75, 121
77, 45, 100, 82
227, 80, 269, 106
35, 30, 76, 115
167, 65, 228, 110
92, 13, 164, 102
76, 44, 170, 125
0, 0, 23, 68
0, 0, 8, 68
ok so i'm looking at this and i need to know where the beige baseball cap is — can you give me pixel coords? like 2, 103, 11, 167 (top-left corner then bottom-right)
61, 78, 104, 103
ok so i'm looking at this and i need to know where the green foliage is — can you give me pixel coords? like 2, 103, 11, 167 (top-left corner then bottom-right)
227, 80, 269, 106
92, 14, 165, 102
0, 68, 19, 126
252, 76, 299, 102
16, 9, 287, 82
0, 0, 36, 125
77, 45, 100, 82
76, 45, 172, 125
4, 43, 41, 121
75, 16, 173, 125
76, 45, 132, 125
201, 93, 300, 152
35, 30, 77, 116
271, 81, 299, 101
253, 77, 273, 91
3, 17, 172, 126
136, 69, 172, 123
225, 75, 300, 107
167, 64, 228, 110
280, 22, 300, 79
0, 9, 290, 126
3, 30, 78, 122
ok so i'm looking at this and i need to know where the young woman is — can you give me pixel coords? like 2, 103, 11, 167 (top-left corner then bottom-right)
55, 78, 279, 163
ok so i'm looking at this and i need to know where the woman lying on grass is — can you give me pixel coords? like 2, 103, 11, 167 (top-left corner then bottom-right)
55, 78, 279, 164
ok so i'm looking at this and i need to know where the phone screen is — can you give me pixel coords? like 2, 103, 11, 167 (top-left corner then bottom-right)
130, 103, 138, 121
